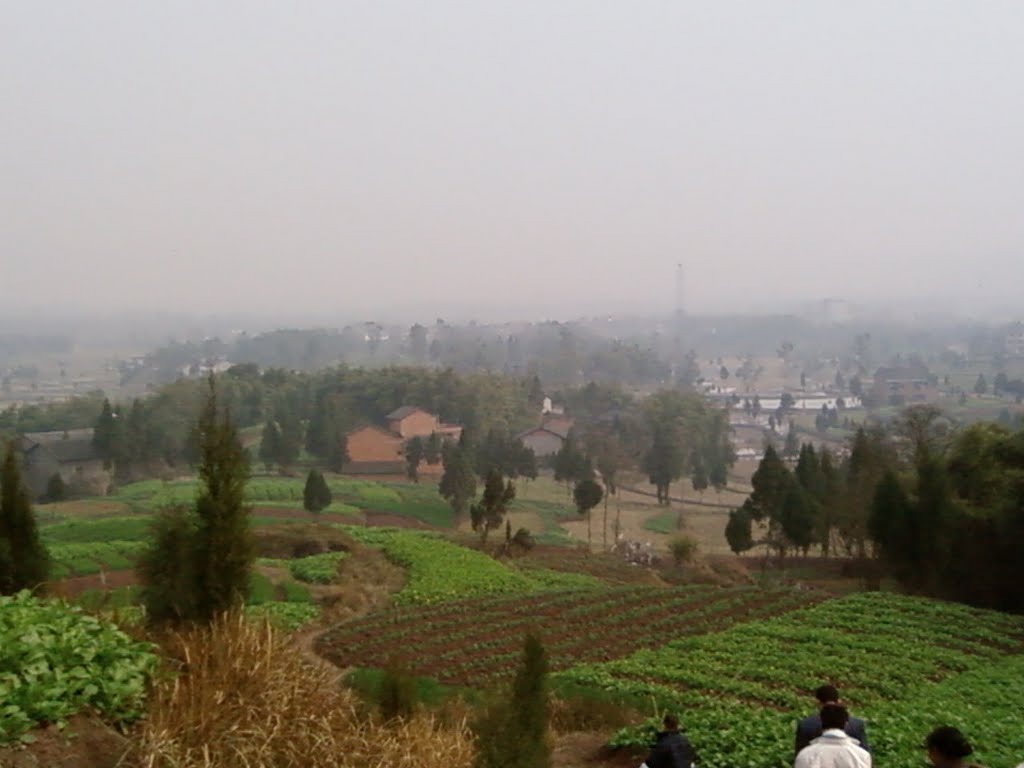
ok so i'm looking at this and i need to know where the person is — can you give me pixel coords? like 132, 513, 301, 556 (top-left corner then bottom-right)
924, 725, 984, 768
641, 713, 697, 768
795, 684, 869, 757
794, 704, 871, 768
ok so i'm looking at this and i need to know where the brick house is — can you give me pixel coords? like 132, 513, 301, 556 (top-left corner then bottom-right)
15, 429, 109, 499
344, 407, 461, 475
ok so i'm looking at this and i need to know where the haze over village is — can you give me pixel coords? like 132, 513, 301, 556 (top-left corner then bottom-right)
2, 3, 1024, 768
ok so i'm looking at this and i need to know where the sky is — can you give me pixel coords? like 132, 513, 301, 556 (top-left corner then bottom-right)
3, 1, 1024, 322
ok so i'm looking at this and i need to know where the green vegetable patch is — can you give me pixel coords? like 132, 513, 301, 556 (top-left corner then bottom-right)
0, 592, 157, 743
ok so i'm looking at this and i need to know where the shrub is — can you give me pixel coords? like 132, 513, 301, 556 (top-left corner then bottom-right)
668, 534, 699, 567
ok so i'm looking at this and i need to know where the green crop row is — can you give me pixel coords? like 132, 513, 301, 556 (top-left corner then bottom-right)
288, 551, 347, 584
558, 592, 1024, 768
41, 516, 154, 544
245, 602, 320, 631
0, 592, 157, 743
48, 541, 147, 578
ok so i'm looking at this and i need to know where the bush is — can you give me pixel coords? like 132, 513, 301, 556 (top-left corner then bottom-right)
668, 534, 699, 567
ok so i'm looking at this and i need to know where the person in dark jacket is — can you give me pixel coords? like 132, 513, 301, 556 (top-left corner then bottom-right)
795, 684, 869, 758
644, 714, 697, 768
925, 726, 985, 768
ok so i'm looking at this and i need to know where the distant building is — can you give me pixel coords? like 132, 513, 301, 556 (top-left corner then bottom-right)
516, 414, 575, 458
344, 407, 461, 475
870, 366, 937, 407
15, 429, 108, 499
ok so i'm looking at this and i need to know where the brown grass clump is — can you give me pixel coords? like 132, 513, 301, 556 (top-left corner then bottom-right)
132, 614, 474, 768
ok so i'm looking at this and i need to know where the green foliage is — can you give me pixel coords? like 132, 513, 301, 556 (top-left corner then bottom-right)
439, 438, 477, 522
473, 632, 552, 768
0, 447, 49, 594
44, 473, 67, 503
572, 478, 603, 516
724, 508, 754, 554
42, 516, 152, 543
287, 551, 346, 584
667, 534, 698, 566
470, 470, 516, 543
560, 592, 1024, 768
0, 591, 156, 743
302, 469, 332, 515
404, 435, 425, 482
342, 527, 536, 605
245, 601, 319, 630
378, 662, 418, 722
138, 380, 254, 626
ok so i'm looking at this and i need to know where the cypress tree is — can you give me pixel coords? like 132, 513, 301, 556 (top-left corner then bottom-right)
0, 446, 49, 594
303, 469, 332, 516
191, 379, 253, 622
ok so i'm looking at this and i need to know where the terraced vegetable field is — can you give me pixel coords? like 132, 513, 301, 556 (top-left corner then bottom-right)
559, 592, 1024, 768
316, 584, 817, 685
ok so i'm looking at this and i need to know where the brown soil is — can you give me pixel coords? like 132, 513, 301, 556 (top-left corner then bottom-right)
553, 732, 639, 768
0, 715, 131, 768
50, 569, 138, 597
364, 510, 441, 529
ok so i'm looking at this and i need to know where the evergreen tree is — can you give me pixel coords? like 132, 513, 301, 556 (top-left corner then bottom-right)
144, 379, 255, 625
92, 398, 120, 468
303, 469, 332, 516
690, 452, 709, 498
783, 423, 800, 457
0, 447, 49, 594
470, 469, 515, 544
553, 434, 589, 491
275, 407, 303, 470
473, 632, 551, 768
573, 478, 604, 551
725, 507, 754, 554
424, 432, 443, 465
642, 424, 683, 505
778, 481, 816, 557
439, 438, 476, 522
44, 472, 66, 503
974, 373, 988, 395
258, 418, 281, 471
137, 505, 198, 624
191, 381, 253, 621
405, 436, 425, 482
868, 470, 916, 582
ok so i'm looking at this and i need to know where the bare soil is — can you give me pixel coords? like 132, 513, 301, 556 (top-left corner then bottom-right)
0, 715, 131, 768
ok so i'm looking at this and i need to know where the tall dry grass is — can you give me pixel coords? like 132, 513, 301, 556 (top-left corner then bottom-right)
132, 614, 474, 768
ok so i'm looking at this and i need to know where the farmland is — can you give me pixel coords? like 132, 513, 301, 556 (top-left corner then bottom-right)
559, 592, 1024, 768
317, 584, 818, 686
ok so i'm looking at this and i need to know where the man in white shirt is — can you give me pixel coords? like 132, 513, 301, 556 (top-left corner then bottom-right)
795, 704, 871, 768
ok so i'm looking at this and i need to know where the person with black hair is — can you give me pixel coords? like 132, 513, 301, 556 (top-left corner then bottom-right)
924, 726, 984, 768
641, 713, 697, 768
795, 684, 870, 757
794, 704, 871, 768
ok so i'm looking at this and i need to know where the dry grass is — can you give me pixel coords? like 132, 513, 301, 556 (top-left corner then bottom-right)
132, 614, 474, 768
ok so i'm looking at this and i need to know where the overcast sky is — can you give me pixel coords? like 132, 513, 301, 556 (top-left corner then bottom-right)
3, 1, 1023, 321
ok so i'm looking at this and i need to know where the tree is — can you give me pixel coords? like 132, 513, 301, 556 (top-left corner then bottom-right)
44, 472, 66, 503
303, 469, 332, 516
92, 398, 120, 468
849, 374, 863, 399
553, 435, 589, 492
690, 452, 708, 498
643, 424, 683, 505
405, 436, 425, 482
725, 508, 754, 554
0, 446, 49, 594
140, 379, 254, 626
473, 632, 552, 768
719, 365, 730, 380
783, 426, 800, 458
424, 432, 443, 465
470, 470, 516, 544
258, 418, 281, 471
974, 373, 988, 395
779, 392, 795, 411
439, 437, 477, 522
778, 481, 816, 557
573, 478, 604, 551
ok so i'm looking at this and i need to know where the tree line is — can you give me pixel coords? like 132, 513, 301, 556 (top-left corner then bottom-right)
729, 405, 1024, 612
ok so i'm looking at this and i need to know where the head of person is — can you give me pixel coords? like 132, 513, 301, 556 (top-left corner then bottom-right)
925, 726, 973, 766
819, 704, 849, 732
815, 684, 840, 705
662, 714, 679, 732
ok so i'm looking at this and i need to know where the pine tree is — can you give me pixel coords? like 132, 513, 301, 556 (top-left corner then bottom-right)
405, 436, 425, 482
725, 507, 754, 554
439, 438, 476, 522
137, 504, 198, 624
573, 478, 603, 551
0, 446, 49, 594
92, 398, 121, 469
470, 470, 515, 544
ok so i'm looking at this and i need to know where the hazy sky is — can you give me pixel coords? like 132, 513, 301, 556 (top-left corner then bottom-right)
3, 2, 1023, 321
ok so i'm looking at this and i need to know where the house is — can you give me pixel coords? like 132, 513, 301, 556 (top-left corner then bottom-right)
15, 429, 108, 499
343, 407, 461, 475
870, 366, 937, 407
516, 414, 575, 458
